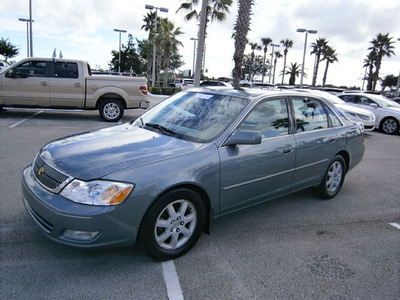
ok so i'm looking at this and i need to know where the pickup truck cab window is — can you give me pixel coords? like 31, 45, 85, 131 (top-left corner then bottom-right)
239, 98, 289, 138
54, 62, 79, 78
12, 60, 49, 78
292, 97, 329, 132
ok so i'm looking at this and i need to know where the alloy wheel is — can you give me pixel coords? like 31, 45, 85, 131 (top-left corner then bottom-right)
326, 161, 343, 193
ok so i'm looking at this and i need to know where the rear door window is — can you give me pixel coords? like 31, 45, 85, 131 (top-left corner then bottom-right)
292, 97, 329, 132
54, 62, 79, 78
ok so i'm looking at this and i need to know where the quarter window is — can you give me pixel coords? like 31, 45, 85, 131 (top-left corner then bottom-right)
292, 98, 329, 132
239, 98, 289, 138
54, 62, 79, 78
13, 61, 49, 77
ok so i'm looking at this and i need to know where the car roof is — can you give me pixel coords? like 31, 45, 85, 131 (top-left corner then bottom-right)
17, 57, 88, 64
186, 87, 333, 102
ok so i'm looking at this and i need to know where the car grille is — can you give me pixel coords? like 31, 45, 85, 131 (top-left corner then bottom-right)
33, 155, 69, 191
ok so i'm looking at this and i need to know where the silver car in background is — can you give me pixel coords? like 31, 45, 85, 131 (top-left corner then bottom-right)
22, 88, 365, 260
338, 93, 400, 134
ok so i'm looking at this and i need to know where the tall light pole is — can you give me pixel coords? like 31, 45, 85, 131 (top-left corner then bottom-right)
190, 38, 198, 78
145, 4, 168, 87
29, 0, 33, 57
113, 28, 127, 73
297, 28, 317, 88
194, 0, 208, 87
269, 43, 280, 83
18, 18, 34, 57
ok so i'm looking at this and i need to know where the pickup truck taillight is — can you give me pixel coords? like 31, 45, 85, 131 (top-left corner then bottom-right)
139, 85, 148, 96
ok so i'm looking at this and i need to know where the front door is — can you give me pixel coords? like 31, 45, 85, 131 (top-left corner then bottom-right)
219, 97, 296, 214
3, 60, 50, 106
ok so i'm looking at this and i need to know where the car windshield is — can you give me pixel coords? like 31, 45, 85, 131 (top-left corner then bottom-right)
137, 92, 249, 143
369, 95, 400, 108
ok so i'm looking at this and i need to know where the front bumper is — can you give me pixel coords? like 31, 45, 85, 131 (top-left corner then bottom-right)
22, 166, 138, 248
362, 120, 375, 131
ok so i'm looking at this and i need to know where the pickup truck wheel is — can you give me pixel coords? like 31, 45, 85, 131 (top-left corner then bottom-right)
99, 99, 124, 122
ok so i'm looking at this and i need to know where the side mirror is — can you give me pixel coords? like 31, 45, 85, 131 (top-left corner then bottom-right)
370, 103, 378, 108
5, 69, 15, 78
224, 131, 262, 147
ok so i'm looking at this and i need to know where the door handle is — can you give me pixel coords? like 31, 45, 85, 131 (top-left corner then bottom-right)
73, 83, 81, 88
40, 81, 48, 86
328, 137, 336, 143
281, 147, 293, 154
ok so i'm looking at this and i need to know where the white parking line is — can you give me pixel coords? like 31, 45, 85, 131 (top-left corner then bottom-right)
8, 111, 43, 128
389, 223, 400, 231
162, 260, 184, 300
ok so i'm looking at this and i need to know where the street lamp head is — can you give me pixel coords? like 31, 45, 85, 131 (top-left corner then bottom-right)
296, 28, 306, 33
113, 29, 127, 33
19, 18, 33, 22
308, 30, 318, 34
272, 44, 280, 47
190, 37, 198, 41
145, 4, 154, 10
159, 7, 169, 13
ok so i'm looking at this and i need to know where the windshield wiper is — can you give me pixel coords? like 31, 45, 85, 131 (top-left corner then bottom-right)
144, 123, 177, 136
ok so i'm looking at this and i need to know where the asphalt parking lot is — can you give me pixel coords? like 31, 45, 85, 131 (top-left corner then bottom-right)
1, 97, 399, 299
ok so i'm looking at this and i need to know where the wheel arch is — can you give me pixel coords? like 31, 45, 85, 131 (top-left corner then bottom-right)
336, 150, 350, 173
96, 93, 127, 109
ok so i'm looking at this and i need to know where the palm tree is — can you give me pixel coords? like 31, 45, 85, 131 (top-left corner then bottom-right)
261, 37, 272, 82
272, 51, 282, 84
157, 19, 184, 86
232, 0, 254, 89
177, 0, 233, 23
363, 50, 376, 91
369, 33, 396, 90
321, 45, 338, 86
310, 38, 328, 86
282, 62, 303, 85
280, 39, 293, 84
249, 42, 261, 81
141, 12, 159, 82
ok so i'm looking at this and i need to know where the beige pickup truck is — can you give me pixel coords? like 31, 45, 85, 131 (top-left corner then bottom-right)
0, 58, 149, 121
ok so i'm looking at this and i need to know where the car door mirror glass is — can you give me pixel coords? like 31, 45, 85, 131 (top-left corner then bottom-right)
224, 131, 262, 146
5, 69, 16, 78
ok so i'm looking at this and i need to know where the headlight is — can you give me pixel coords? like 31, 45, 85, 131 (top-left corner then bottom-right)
60, 179, 134, 206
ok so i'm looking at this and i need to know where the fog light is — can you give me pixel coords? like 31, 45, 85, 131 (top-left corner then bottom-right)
61, 229, 100, 241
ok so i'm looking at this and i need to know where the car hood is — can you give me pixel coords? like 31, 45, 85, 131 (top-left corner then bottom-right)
39, 124, 204, 180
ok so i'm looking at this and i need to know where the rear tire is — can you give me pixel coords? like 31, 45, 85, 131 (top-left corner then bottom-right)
139, 188, 206, 261
380, 117, 399, 135
99, 99, 124, 122
317, 155, 346, 199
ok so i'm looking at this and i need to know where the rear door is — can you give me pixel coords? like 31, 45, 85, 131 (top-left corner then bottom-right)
2, 60, 50, 107
49, 61, 84, 107
290, 96, 339, 190
219, 97, 296, 214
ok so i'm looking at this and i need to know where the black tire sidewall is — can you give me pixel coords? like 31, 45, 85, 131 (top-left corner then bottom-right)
318, 155, 346, 199
99, 99, 124, 122
380, 117, 399, 135
140, 188, 206, 261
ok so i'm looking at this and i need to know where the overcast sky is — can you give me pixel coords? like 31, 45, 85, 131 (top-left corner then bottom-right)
1, 0, 400, 87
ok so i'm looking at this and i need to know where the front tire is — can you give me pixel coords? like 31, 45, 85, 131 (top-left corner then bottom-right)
380, 117, 399, 135
99, 99, 124, 122
317, 155, 346, 199
139, 188, 206, 261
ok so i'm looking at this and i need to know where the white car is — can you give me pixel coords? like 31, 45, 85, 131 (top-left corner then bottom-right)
0, 60, 10, 72
338, 93, 400, 134
297, 89, 376, 131
175, 78, 194, 90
